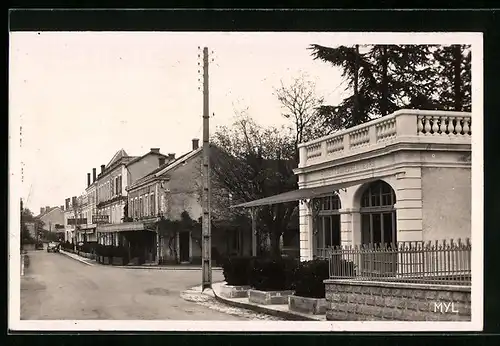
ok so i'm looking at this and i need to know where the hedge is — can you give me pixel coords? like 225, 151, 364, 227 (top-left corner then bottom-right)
248, 256, 299, 291
291, 259, 329, 298
222, 256, 254, 286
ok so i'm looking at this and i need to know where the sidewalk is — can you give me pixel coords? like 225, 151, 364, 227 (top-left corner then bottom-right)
59, 250, 95, 266
185, 282, 326, 321
59, 249, 222, 271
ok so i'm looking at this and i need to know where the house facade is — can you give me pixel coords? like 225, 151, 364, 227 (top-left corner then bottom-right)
292, 109, 472, 262
79, 168, 98, 242
125, 139, 252, 265
63, 196, 86, 243
35, 206, 65, 233
95, 148, 171, 253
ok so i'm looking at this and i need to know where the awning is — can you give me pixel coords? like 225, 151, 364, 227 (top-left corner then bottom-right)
79, 224, 97, 231
231, 177, 378, 208
96, 222, 145, 233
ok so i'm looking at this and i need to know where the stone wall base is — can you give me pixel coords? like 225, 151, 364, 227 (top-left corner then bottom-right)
324, 279, 471, 321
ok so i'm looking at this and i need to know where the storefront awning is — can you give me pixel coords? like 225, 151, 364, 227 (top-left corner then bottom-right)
79, 224, 97, 231
96, 220, 159, 233
96, 222, 145, 233
231, 177, 378, 208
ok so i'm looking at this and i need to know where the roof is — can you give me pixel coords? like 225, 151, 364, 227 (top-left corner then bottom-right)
35, 206, 62, 219
125, 150, 168, 167
231, 177, 379, 208
106, 149, 129, 168
154, 147, 203, 178
127, 148, 202, 190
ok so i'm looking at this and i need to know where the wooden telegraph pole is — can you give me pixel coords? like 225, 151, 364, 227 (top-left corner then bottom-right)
201, 47, 212, 291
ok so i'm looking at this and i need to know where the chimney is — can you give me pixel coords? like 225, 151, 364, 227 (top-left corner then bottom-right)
46, 206, 50, 211
100, 164, 105, 174
192, 138, 199, 150
150, 148, 160, 153
40, 207, 45, 214
159, 157, 166, 167
72, 196, 77, 207
168, 153, 175, 161
65, 198, 70, 210
60, 205, 64, 211
87, 173, 91, 187
92, 168, 97, 182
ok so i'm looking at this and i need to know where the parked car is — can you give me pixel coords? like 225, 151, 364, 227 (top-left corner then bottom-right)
47, 242, 60, 253
35, 242, 44, 250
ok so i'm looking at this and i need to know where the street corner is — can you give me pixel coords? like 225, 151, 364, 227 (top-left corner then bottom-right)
179, 285, 285, 321
180, 285, 212, 303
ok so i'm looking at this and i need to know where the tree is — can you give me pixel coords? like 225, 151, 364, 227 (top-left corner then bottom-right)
20, 206, 44, 246
308, 44, 472, 128
432, 45, 472, 112
309, 44, 375, 128
211, 112, 298, 256
273, 73, 327, 160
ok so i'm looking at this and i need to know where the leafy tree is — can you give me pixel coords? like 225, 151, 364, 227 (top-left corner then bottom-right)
20, 206, 44, 245
211, 112, 298, 256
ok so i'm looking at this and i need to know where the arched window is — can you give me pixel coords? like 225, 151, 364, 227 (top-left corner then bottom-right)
360, 180, 397, 246
314, 194, 342, 258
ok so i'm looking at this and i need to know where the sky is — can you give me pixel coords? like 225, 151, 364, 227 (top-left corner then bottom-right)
9, 31, 479, 214
10, 32, 352, 213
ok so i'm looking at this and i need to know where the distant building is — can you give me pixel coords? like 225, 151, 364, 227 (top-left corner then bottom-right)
35, 206, 64, 233
77, 168, 98, 243
63, 195, 86, 243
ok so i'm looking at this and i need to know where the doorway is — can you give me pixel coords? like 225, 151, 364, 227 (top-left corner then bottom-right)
179, 231, 190, 263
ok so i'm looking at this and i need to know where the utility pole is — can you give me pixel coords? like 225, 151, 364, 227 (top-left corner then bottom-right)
201, 46, 212, 291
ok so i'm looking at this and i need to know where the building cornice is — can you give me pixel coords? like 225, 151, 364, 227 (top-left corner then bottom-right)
294, 140, 471, 176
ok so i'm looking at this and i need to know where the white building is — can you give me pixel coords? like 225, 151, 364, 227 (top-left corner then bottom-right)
235, 109, 472, 264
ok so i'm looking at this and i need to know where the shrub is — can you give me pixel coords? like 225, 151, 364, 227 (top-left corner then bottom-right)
222, 256, 254, 286
248, 256, 298, 291
292, 259, 329, 298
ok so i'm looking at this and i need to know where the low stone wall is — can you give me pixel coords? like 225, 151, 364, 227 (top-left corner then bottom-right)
248, 289, 294, 305
324, 279, 471, 321
289, 295, 327, 315
219, 284, 251, 298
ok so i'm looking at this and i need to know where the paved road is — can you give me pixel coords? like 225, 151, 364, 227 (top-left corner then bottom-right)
21, 250, 249, 320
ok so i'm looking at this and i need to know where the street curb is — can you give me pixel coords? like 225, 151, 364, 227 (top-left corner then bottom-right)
183, 283, 320, 321
59, 250, 94, 266
59, 250, 222, 271
116, 266, 223, 271
211, 293, 318, 321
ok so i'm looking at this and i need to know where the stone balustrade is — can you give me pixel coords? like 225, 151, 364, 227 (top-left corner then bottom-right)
298, 109, 472, 168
